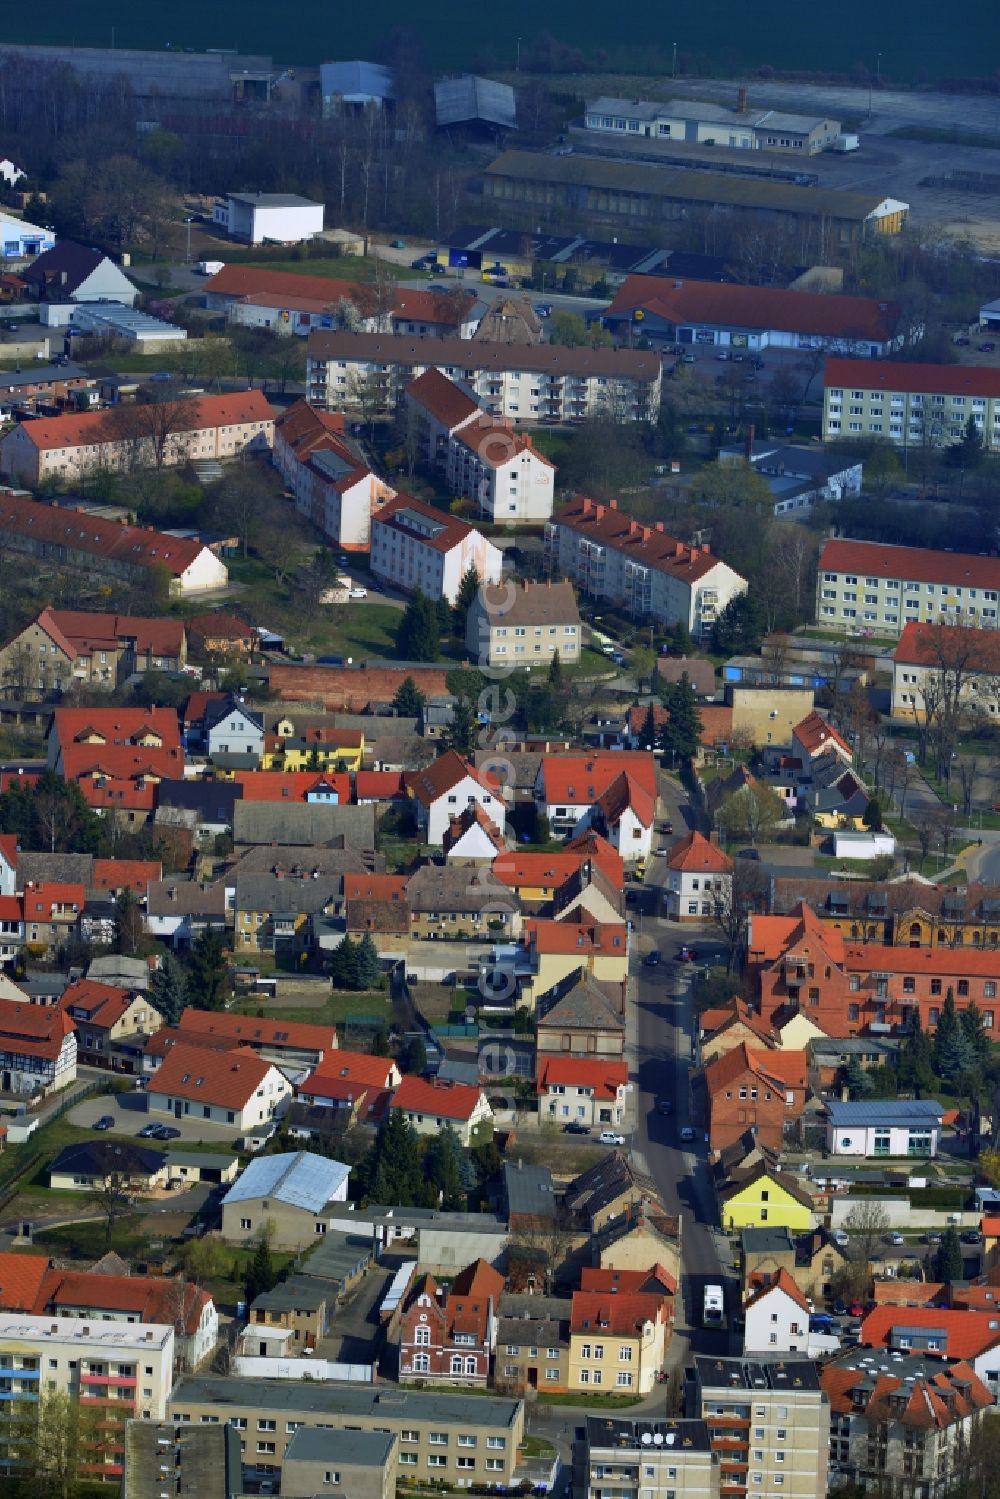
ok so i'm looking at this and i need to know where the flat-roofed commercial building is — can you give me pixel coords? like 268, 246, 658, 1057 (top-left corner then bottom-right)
584, 96, 841, 155
824, 357, 1000, 449
815, 537, 1000, 637
585, 1416, 721, 1499
168, 1376, 525, 1486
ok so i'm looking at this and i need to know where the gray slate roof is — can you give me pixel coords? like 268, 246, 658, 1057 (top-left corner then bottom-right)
504, 1160, 557, 1221
234, 801, 376, 848
826, 1099, 944, 1125
170, 1374, 521, 1426
235, 873, 343, 915
285, 1426, 395, 1467
435, 75, 516, 130
406, 863, 517, 913
539, 972, 624, 1033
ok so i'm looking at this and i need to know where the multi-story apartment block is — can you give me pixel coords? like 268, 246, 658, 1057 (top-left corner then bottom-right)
273, 400, 397, 551
545, 497, 746, 640
689, 1355, 829, 1499
585, 1416, 721, 1499
890, 619, 1000, 720
0, 1315, 173, 1483
823, 1350, 992, 1499
370, 493, 503, 604
0, 607, 186, 697
815, 538, 1000, 639
465, 580, 582, 667
167, 1376, 525, 1488
823, 358, 1000, 451
306, 330, 661, 425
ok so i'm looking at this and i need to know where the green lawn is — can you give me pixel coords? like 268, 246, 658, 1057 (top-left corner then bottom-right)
27, 1214, 148, 1262
520, 1437, 556, 1457
230, 988, 393, 1028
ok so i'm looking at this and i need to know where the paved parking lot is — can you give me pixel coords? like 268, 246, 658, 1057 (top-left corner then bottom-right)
68, 1090, 244, 1145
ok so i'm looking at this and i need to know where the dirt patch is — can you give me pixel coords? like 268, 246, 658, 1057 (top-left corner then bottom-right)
137, 1210, 194, 1239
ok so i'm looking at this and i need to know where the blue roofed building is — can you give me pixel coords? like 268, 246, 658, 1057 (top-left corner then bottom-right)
220, 1149, 351, 1250
825, 1099, 944, 1159
320, 62, 395, 115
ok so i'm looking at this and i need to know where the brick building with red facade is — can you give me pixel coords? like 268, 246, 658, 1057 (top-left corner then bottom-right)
703, 1042, 808, 1155
398, 1259, 504, 1386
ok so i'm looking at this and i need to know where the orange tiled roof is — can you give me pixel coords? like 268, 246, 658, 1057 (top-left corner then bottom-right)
523, 919, 627, 956
406, 367, 480, 430
22, 882, 86, 920
91, 858, 162, 893
537, 1055, 627, 1100
148, 1042, 277, 1108
792, 710, 852, 758
44, 1267, 210, 1334
570, 1289, 668, 1336
745, 1266, 810, 1314
391, 1075, 484, 1122
176, 1007, 336, 1053
408, 750, 496, 807
666, 830, 734, 874
609, 275, 898, 343
861, 1304, 1000, 1359
579, 1265, 677, 1296
539, 752, 657, 806
299, 1048, 397, 1094
233, 770, 351, 803
16, 391, 274, 454
819, 535, 1000, 592
0, 495, 212, 578
825, 356, 1000, 401
0, 1251, 52, 1312
58, 979, 134, 1030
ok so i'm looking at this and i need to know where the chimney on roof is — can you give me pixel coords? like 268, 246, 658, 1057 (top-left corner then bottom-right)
595, 505, 605, 520
609, 499, 618, 509
737, 85, 749, 112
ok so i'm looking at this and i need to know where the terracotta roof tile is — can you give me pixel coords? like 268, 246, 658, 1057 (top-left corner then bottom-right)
666, 830, 733, 874
861, 1305, 1000, 1359
391, 1075, 485, 1122
0, 1251, 52, 1313
609, 275, 899, 343
202, 264, 361, 302
524, 919, 627, 956
374, 490, 490, 557
820, 536, 1000, 591
793, 710, 852, 758
539, 752, 657, 806
537, 1056, 627, 1100
177, 1007, 336, 1054
826, 356, 1000, 400
299, 1049, 398, 1095
745, 1266, 811, 1313
552, 496, 733, 586
233, 771, 351, 803
148, 1042, 278, 1109
13, 390, 274, 454
570, 1290, 668, 1335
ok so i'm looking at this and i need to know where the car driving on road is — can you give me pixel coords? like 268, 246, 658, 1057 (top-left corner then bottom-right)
679, 1126, 696, 1143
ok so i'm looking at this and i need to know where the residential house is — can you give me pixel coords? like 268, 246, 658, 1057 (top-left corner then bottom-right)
232, 800, 376, 848
822, 1351, 992, 1498
699, 997, 777, 1065
204, 697, 266, 768
391, 289, 481, 339
491, 839, 624, 914
0, 607, 186, 697
280, 1428, 397, 1499
891, 619, 1000, 721
663, 832, 733, 922
823, 356, 1000, 454
536, 973, 626, 1058
490, 919, 629, 1013
691, 1353, 829, 1499
544, 496, 746, 640
564, 1153, 658, 1235
534, 752, 657, 848
49, 1139, 169, 1194
39, 1266, 217, 1372
146, 1042, 292, 1131
718, 1160, 815, 1234
443, 803, 508, 864
465, 580, 581, 668
0, 392, 275, 485
231, 769, 350, 804
388, 1076, 494, 1148
742, 1269, 813, 1355
20, 881, 85, 957
859, 1304, 1000, 1388
233, 873, 343, 956
306, 329, 661, 424
825, 1099, 944, 1158
398, 1259, 504, 1385
406, 863, 519, 942
596, 1196, 681, 1286
536, 1055, 628, 1130
496, 1293, 571, 1393
22, 240, 137, 304
145, 877, 230, 949
220, 1151, 350, 1249
603, 272, 896, 353
298, 1049, 400, 1103
168, 1378, 525, 1487
473, 297, 542, 345
185, 612, 258, 659
0, 996, 76, 1094
408, 749, 506, 847
57, 979, 161, 1070
0, 896, 23, 966
815, 534, 1000, 639
343, 873, 410, 938
172, 1008, 338, 1071
370, 492, 503, 604
273, 400, 396, 551
568, 1290, 669, 1396
243, 1276, 334, 1357
703, 1042, 808, 1155
265, 718, 365, 772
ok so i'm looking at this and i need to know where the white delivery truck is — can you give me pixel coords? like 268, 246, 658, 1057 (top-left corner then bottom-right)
197, 260, 225, 275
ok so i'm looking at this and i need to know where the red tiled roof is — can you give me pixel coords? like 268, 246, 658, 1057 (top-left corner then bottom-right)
58, 979, 133, 1030
893, 620, 1000, 671
608, 275, 898, 343
860, 1304, 1000, 1359
523, 919, 627, 956
666, 830, 734, 874
701, 997, 775, 1046
14, 391, 274, 454
0, 997, 74, 1061
594, 770, 655, 830
453, 416, 553, 470
34, 607, 186, 660
493, 849, 608, 892
564, 830, 625, 889
819, 537, 1000, 591
579, 1265, 677, 1296
539, 752, 657, 806
793, 710, 852, 759
202, 264, 361, 303
842, 944, 1000, 978
343, 873, 408, 904
0, 834, 16, 870
299, 1048, 398, 1096
53, 706, 182, 752
355, 771, 406, 801
177, 1007, 337, 1054
22, 882, 86, 920
0, 495, 215, 578
536, 1055, 627, 1100
78, 778, 158, 813
374, 490, 488, 557
825, 356, 1000, 399
745, 1266, 811, 1313
407, 750, 496, 808
0, 770, 40, 795
144, 1026, 242, 1062
698, 704, 735, 747
185, 611, 257, 643
393, 289, 475, 327
983, 1217, 1000, 1238
232, 770, 351, 803
822, 1357, 993, 1426
450, 1257, 505, 1301
0, 1251, 52, 1312
553, 496, 731, 585
148, 1042, 278, 1109
406, 368, 480, 430
570, 1289, 668, 1335
391, 1075, 485, 1122
0, 897, 21, 922
91, 858, 162, 893
44, 1268, 211, 1335
704, 1041, 805, 1099
184, 690, 228, 724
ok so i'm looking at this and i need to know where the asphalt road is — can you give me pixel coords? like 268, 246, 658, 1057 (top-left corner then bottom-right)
68, 1088, 245, 1146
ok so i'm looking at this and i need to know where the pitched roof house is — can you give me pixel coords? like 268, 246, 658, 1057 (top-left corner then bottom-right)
147, 1042, 292, 1132
389, 1076, 494, 1148
664, 831, 734, 922
407, 750, 505, 847
703, 1042, 808, 1155
398, 1258, 504, 1386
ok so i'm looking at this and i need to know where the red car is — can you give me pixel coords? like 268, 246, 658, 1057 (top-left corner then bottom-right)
676, 946, 696, 962
848, 1301, 864, 1319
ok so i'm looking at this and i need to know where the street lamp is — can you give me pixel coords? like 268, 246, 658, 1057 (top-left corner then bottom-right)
515, 36, 521, 72
184, 215, 194, 263
672, 40, 678, 78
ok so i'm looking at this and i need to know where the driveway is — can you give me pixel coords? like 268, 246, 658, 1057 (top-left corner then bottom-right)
68, 1090, 245, 1146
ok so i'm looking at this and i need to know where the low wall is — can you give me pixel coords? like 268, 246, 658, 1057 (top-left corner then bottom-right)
233, 1356, 373, 1381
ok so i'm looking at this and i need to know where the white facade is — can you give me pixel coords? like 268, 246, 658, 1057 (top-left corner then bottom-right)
273, 416, 396, 551
216, 194, 325, 246
0, 1027, 77, 1096
539, 1078, 627, 1128
148, 1063, 292, 1131
824, 368, 1000, 451
370, 499, 503, 604
421, 770, 506, 847
392, 1090, 494, 1148
743, 1282, 811, 1355
826, 1118, 941, 1157
445, 821, 504, 862
42, 300, 181, 343
664, 865, 731, 921
831, 829, 895, 861
0, 214, 55, 259
206, 705, 265, 761
578, 799, 653, 865
448, 425, 554, 523
0, 1313, 174, 1420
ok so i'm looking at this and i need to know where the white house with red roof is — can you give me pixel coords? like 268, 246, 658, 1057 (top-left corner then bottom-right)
147, 1042, 292, 1131
742, 1268, 822, 1355
534, 752, 657, 861
664, 831, 734, 922
408, 749, 506, 847
0, 835, 16, 898
815, 534, 1000, 639
298, 1048, 401, 1104
0, 896, 23, 965
537, 1055, 628, 1130
443, 802, 508, 864
389, 1075, 494, 1148
790, 711, 853, 771
58, 978, 161, 1070
370, 491, 502, 603
545, 496, 746, 639
273, 400, 397, 551
0, 995, 77, 1095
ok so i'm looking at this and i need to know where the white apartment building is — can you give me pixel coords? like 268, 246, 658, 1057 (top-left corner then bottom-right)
823, 358, 1000, 450
370, 492, 502, 604
274, 400, 397, 551
585, 1417, 721, 1499
545, 497, 746, 640
815, 538, 1000, 638
307, 331, 662, 425
0, 1315, 174, 1481
691, 1355, 829, 1499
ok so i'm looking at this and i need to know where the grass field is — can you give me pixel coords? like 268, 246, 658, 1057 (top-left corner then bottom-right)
0, 2, 989, 83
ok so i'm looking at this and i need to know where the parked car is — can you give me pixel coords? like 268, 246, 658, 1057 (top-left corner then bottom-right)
563, 1121, 591, 1135
654, 846, 669, 857
738, 848, 761, 860
980, 341, 996, 352
137, 1123, 161, 1138
955, 336, 971, 346
349, 587, 368, 599
390, 239, 406, 249
961, 1229, 983, 1244
716, 350, 730, 361
682, 353, 696, 364
535, 303, 552, 318
657, 1100, 673, 1116
924, 1231, 943, 1244
92, 1115, 115, 1131
676, 945, 696, 961
599, 1130, 626, 1146
154, 1125, 181, 1141
848, 1301, 864, 1318
832, 1300, 848, 1317
833, 1230, 850, 1247
679, 1126, 696, 1143
643, 949, 662, 967
887, 1231, 905, 1246
660, 820, 674, 834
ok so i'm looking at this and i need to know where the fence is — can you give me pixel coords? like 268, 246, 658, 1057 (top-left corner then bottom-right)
233, 1356, 373, 1382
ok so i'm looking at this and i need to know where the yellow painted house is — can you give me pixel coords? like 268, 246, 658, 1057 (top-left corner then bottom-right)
262, 719, 364, 773
516, 921, 629, 1012
719, 1163, 815, 1234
